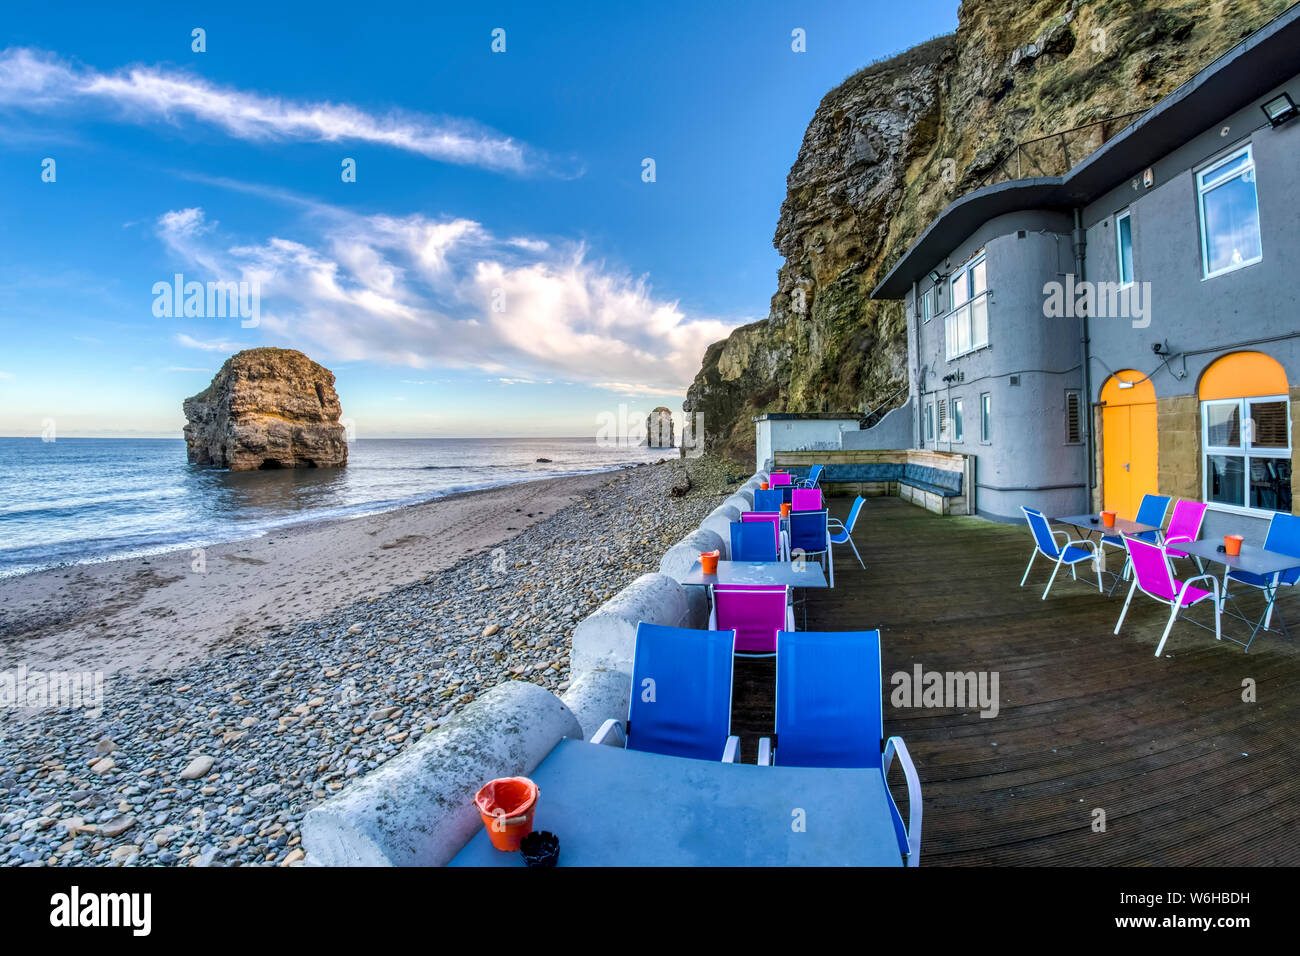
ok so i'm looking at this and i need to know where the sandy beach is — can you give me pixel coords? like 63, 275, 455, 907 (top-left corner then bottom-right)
0, 469, 624, 676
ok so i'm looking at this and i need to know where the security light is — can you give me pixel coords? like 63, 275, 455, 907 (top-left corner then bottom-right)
1261, 92, 1298, 127
928, 269, 945, 285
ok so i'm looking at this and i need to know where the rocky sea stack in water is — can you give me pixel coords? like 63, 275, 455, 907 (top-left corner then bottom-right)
183, 348, 348, 470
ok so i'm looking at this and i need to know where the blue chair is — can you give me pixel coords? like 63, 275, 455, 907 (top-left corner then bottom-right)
789, 508, 833, 586
1020, 506, 1102, 599
828, 495, 867, 570
752, 488, 783, 513
760, 629, 922, 866
1100, 493, 1171, 590
730, 520, 780, 561
797, 464, 824, 489
1223, 512, 1300, 631
590, 623, 739, 762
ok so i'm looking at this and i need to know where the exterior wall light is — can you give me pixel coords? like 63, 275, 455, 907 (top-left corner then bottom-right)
1261, 92, 1298, 127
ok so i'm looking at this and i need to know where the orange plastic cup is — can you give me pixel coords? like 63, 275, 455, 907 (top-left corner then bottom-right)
760, 482, 770, 490
700, 550, 719, 574
780, 502, 791, 518
474, 777, 539, 851
1225, 534, 1244, 557
1101, 510, 1116, 528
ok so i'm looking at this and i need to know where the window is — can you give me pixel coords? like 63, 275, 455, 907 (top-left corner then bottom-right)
1199, 351, 1291, 513
945, 253, 989, 359
924, 402, 935, 442
920, 287, 935, 323
1065, 390, 1083, 445
980, 393, 991, 443
1202, 398, 1291, 512
1116, 209, 1134, 286
1197, 145, 1262, 279
937, 399, 948, 439
951, 398, 964, 442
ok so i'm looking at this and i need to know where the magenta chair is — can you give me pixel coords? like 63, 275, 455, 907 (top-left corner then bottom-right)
769, 473, 792, 488
791, 488, 822, 512
741, 511, 786, 560
1163, 499, 1208, 571
1115, 534, 1221, 657
710, 585, 794, 657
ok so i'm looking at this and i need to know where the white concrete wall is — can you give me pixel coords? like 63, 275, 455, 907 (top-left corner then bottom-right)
756, 419, 860, 471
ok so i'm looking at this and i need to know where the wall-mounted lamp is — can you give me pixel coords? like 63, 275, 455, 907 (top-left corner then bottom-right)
1117, 381, 1134, 390
1261, 92, 1298, 127
927, 269, 946, 285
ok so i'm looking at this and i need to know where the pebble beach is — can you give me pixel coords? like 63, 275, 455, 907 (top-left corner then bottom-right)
0, 456, 746, 867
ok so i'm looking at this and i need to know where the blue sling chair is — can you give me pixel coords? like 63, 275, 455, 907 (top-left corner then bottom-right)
590, 623, 739, 762
759, 629, 922, 866
1020, 506, 1102, 599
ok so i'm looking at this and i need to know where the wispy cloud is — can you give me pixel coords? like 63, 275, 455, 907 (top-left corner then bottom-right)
0, 371, 14, 380
154, 198, 745, 394
174, 332, 250, 353
0, 47, 575, 176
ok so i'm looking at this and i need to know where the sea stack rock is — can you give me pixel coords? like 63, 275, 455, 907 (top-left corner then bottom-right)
645, 407, 674, 448
183, 348, 348, 470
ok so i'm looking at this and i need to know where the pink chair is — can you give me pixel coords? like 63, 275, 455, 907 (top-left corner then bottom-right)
791, 488, 822, 512
1115, 534, 1221, 657
1162, 500, 1208, 573
769, 473, 792, 488
710, 586, 794, 656
741, 512, 786, 560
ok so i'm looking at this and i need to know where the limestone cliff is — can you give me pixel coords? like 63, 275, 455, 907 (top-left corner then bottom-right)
183, 348, 348, 470
685, 0, 1289, 461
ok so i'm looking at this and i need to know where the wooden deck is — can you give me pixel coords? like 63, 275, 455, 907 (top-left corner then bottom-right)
732, 496, 1300, 865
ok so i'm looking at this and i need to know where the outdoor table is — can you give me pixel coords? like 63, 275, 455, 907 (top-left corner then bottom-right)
679, 559, 829, 589
449, 738, 903, 866
1051, 513, 1161, 596
1170, 539, 1300, 651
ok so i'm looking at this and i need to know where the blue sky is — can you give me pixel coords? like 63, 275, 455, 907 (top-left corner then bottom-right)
0, 0, 958, 437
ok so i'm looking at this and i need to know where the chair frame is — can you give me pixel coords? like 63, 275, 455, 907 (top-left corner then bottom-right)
828, 496, 866, 570
796, 465, 824, 489
1019, 507, 1102, 599
1219, 512, 1300, 641
708, 585, 795, 658
1114, 533, 1222, 657
788, 508, 834, 587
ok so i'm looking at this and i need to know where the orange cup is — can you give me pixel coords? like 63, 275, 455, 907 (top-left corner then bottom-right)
1101, 510, 1116, 528
1225, 534, 1244, 557
474, 777, 539, 851
780, 502, 791, 517
700, 550, 719, 574
760, 482, 770, 490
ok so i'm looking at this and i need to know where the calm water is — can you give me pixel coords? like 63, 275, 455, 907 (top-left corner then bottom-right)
0, 437, 670, 578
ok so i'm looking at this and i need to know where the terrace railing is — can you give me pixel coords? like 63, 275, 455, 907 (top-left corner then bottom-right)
976, 110, 1147, 190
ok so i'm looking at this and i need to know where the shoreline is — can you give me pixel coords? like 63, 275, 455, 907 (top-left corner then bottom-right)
0, 465, 658, 676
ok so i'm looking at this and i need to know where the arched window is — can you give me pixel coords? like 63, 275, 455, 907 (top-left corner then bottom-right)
1199, 352, 1291, 513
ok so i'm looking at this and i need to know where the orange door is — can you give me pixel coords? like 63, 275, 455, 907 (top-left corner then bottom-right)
1101, 372, 1157, 519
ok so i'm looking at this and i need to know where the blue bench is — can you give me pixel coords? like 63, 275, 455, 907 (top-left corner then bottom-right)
784, 463, 962, 498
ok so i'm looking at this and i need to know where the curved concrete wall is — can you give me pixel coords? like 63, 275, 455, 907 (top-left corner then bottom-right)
304, 471, 766, 866
301, 681, 580, 866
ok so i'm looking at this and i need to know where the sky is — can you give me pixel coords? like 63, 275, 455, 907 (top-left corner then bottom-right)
0, 0, 959, 438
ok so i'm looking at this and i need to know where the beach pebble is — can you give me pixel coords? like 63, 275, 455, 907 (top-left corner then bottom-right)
180, 756, 215, 780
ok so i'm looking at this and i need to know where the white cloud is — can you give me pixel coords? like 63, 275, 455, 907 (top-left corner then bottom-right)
174, 333, 250, 353
0, 47, 571, 175
0, 371, 13, 380
155, 203, 744, 395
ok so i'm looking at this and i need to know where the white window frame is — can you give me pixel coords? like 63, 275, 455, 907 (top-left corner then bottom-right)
979, 392, 991, 444
1197, 144, 1262, 280
1115, 209, 1134, 287
951, 398, 964, 443
944, 252, 989, 360
1200, 394, 1292, 515
920, 287, 934, 323
924, 402, 935, 442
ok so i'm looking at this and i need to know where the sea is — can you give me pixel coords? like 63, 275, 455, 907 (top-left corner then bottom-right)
0, 437, 672, 578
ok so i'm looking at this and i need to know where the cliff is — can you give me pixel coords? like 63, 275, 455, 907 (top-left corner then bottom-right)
685, 0, 1289, 461
183, 348, 349, 470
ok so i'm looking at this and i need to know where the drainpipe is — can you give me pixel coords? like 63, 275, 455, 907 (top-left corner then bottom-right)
911, 280, 922, 450
1073, 208, 1095, 504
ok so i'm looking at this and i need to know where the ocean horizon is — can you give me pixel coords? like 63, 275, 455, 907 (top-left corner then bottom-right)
0, 436, 674, 578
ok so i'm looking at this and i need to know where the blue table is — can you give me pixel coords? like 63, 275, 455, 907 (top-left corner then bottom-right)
449, 738, 903, 866
1172, 539, 1300, 651
678, 559, 829, 589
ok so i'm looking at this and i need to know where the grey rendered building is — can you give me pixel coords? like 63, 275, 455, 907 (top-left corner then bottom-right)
871, 4, 1300, 539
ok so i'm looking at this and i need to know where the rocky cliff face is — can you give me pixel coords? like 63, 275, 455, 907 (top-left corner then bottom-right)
685, 0, 1287, 461
183, 348, 348, 470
